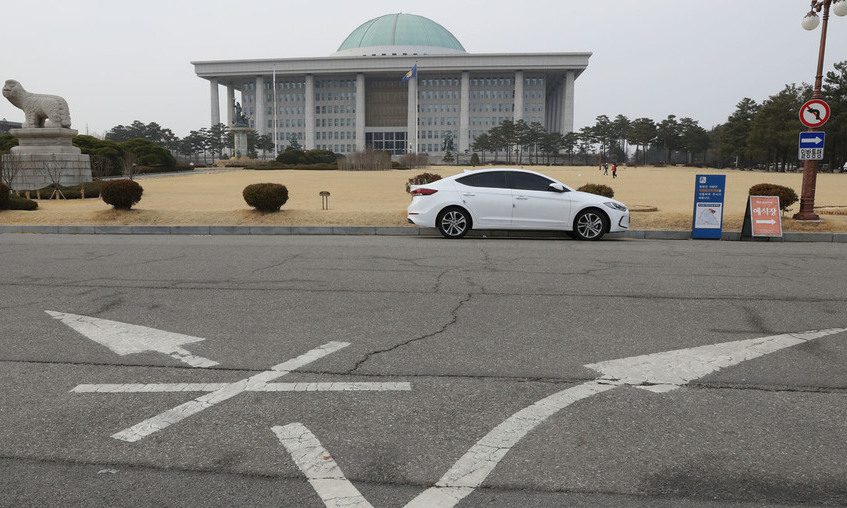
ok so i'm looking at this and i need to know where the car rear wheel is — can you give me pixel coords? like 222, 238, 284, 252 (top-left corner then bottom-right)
572, 209, 608, 241
437, 207, 471, 239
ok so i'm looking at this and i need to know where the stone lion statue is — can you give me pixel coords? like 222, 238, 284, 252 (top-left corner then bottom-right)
2, 79, 72, 129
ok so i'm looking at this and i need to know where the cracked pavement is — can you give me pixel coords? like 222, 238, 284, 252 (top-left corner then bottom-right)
1, 234, 846, 507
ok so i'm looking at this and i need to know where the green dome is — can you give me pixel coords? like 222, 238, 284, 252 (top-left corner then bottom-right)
335, 14, 466, 56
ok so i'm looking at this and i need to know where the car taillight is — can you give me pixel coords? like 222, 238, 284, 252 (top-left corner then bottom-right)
411, 188, 438, 196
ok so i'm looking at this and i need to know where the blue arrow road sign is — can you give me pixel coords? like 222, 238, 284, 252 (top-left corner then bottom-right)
799, 131, 825, 148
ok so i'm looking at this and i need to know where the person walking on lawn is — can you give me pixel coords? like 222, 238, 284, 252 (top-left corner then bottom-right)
612, 163, 618, 179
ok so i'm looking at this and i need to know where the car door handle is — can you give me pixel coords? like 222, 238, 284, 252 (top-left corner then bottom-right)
515, 196, 529, 200
462, 193, 475, 197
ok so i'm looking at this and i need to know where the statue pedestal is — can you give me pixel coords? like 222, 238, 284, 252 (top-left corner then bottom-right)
3, 128, 92, 190
230, 126, 251, 158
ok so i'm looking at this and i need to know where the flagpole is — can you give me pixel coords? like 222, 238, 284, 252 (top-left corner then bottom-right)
414, 62, 419, 155
273, 65, 278, 158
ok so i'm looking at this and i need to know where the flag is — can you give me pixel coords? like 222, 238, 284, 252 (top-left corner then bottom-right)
401, 64, 417, 82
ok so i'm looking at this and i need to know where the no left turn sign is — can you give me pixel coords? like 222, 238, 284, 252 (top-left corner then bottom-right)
800, 99, 831, 128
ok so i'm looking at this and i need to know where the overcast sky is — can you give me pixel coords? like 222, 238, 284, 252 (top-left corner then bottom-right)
1, 0, 845, 137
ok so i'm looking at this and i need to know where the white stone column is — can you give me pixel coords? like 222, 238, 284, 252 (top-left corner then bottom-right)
254, 76, 266, 135
459, 71, 470, 153
513, 70, 524, 123
562, 71, 575, 134
406, 75, 418, 153
226, 85, 235, 127
210, 79, 221, 127
355, 73, 366, 151
305, 74, 315, 150
552, 81, 562, 133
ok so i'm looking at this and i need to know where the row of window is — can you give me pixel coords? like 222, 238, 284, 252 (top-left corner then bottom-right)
315, 79, 355, 89
317, 144, 355, 153
316, 131, 355, 141
457, 171, 555, 192
316, 92, 355, 102
420, 116, 457, 127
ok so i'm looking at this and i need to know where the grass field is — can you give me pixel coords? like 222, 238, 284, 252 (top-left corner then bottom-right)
2, 165, 846, 232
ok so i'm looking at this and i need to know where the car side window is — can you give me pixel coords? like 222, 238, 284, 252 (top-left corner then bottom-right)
456, 172, 508, 189
508, 172, 555, 192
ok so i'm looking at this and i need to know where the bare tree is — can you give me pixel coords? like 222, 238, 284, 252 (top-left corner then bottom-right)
89, 155, 112, 179
122, 151, 138, 180
41, 156, 66, 199
0, 153, 24, 190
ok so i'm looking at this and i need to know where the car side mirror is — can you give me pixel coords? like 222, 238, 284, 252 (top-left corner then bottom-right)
548, 182, 566, 193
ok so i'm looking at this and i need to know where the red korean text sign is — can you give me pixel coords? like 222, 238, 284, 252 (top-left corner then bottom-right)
749, 196, 782, 238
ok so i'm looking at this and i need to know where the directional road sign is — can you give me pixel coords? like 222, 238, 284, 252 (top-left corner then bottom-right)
799, 131, 826, 161
800, 99, 831, 128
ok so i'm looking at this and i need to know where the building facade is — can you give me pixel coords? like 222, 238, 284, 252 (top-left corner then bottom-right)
0, 118, 22, 133
192, 13, 590, 156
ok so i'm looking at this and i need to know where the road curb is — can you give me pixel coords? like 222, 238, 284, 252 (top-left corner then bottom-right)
0, 225, 846, 243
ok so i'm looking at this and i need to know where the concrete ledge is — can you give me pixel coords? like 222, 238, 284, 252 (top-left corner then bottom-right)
644, 230, 691, 240
170, 226, 211, 235
249, 226, 292, 235
57, 225, 96, 235
292, 227, 334, 235
130, 226, 171, 235
783, 232, 834, 243
376, 227, 420, 236
94, 226, 132, 235
209, 226, 247, 235
20, 225, 58, 234
332, 226, 376, 235
1, 225, 845, 243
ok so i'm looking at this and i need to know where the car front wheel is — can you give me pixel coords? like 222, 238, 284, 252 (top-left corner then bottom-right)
437, 207, 471, 239
572, 209, 608, 241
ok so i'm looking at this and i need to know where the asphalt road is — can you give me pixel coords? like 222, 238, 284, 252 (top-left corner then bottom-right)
1, 233, 846, 508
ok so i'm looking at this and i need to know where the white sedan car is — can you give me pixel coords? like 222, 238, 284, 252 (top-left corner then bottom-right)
407, 168, 629, 240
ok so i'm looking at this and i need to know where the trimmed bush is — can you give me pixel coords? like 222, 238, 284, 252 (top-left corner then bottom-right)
8, 195, 38, 211
406, 173, 443, 193
0, 183, 9, 210
243, 183, 289, 212
101, 179, 143, 210
749, 183, 798, 211
470, 153, 481, 166
577, 183, 615, 198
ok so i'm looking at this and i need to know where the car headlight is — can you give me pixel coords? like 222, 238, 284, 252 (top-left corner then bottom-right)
604, 201, 628, 212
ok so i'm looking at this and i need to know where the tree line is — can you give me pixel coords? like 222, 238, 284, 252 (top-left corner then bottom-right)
105, 121, 276, 164
468, 60, 847, 171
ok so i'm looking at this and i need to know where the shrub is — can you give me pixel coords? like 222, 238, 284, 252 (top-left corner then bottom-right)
275, 148, 337, 166
0, 183, 9, 210
406, 172, 443, 193
243, 183, 289, 212
577, 183, 615, 198
101, 179, 143, 210
28, 181, 104, 200
8, 195, 38, 210
749, 183, 799, 211
470, 153, 480, 166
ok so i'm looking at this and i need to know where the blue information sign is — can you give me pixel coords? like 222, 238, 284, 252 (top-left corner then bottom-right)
691, 174, 726, 240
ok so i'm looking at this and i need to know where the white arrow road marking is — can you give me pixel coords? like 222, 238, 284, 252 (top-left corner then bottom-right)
72, 382, 411, 393
46, 311, 218, 368
273, 423, 374, 508
405, 329, 845, 508
110, 341, 351, 442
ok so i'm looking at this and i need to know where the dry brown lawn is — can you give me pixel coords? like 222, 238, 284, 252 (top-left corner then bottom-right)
3, 165, 847, 232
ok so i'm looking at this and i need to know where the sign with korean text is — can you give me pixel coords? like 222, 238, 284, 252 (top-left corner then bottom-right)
747, 196, 783, 238
799, 131, 825, 161
691, 174, 726, 240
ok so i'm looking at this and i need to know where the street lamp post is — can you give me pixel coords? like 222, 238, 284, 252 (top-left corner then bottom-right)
795, 0, 847, 220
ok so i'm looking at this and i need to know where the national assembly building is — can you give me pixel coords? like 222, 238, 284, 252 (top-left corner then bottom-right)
192, 13, 590, 157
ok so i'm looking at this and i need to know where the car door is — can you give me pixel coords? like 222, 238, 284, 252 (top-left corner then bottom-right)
508, 172, 572, 229
454, 171, 512, 228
